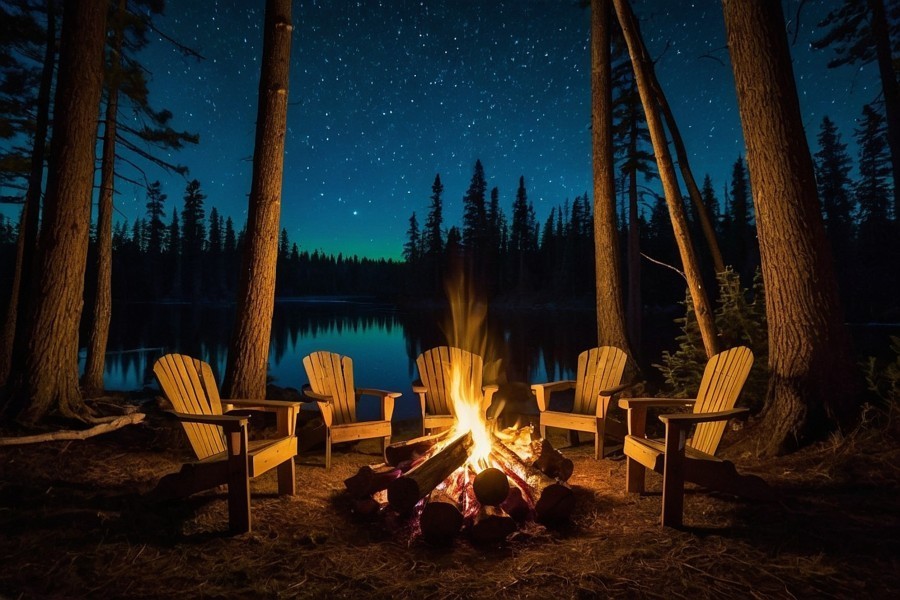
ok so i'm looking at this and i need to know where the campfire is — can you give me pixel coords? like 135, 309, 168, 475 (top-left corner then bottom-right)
343, 272, 576, 545
344, 424, 575, 544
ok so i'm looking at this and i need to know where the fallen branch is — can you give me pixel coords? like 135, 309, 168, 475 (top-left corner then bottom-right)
0, 413, 145, 446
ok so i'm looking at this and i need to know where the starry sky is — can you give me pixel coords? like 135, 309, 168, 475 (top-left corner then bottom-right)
35, 0, 891, 259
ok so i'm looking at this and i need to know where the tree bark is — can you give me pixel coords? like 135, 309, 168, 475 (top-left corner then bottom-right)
591, 0, 632, 356
0, 0, 56, 389
612, 0, 720, 358
7, 0, 107, 425
82, 0, 126, 397
224, 0, 293, 399
387, 431, 473, 514
722, 0, 858, 455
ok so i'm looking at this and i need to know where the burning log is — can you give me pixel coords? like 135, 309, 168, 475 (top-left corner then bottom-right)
472, 467, 510, 506
491, 437, 575, 523
387, 431, 474, 514
500, 483, 532, 522
531, 438, 574, 482
344, 463, 403, 498
419, 487, 464, 543
384, 429, 452, 466
470, 505, 516, 545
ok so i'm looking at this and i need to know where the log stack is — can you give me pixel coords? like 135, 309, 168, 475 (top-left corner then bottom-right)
344, 426, 576, 545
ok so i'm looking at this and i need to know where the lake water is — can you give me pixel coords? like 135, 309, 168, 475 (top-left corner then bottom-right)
81, 299, 607, 422
80, 299, 899, 422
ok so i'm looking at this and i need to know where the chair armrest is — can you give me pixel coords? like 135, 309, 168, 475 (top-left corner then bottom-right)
531, 380, 576, 393
659, 407, 748, 425
531, 380, 575, 412
301, 385, 332, 404
618, 397, 696, 410
169, 410, 248, 432
225, 398, 303, 411
357, 388, 400, 421
599, 380, 643, 397
356, 388, 402, 399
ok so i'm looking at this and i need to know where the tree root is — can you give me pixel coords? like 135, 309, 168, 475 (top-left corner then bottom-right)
0, 413, 145, 446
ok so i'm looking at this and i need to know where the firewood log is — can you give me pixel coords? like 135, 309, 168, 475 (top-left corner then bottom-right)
419, 487, 464, 543
352, 497, 381, 521
344, 463, 403, 498
491, 437, 574, 523
470, 504, 516, 545
384, 429, 452, 466
531, 438, 574, 482
500, 483, 532, 522
472, 467, 510, 506
387, 431, 473, 514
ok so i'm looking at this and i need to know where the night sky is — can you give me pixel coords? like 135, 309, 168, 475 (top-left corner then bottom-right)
19, 1, 888, 260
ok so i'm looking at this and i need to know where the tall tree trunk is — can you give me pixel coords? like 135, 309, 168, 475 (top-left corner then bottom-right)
722, 0, 857, 455
645, 64, 727, 275
0, 0, 56, 389
612, 0, 720, 358
626, 132, 641, 356
224, 0, 292, 400
867, 0, 900, 219
11, 0, 108, 425
82, 0, 126, 397
591, 0, 632, 356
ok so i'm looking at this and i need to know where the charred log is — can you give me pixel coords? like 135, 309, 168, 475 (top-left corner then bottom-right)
344, 463, 403, 498
491, 437, 574, 523
470, 504, 516, 545
531, 438, 574, 482
472, 467, 510, 506
384, 429, 451, 466
387, 431, 473, 514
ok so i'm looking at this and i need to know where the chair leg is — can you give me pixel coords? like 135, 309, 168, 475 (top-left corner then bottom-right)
569, 429, 580, 447
539, 424, 547, 440
276, 458, 296, 496
382, 435, 390, 461
325, 430, 332, 471
595, 417, 606, 460
661, 424, 687, 528
625, 457, 645, 494
226, 429, 251, 534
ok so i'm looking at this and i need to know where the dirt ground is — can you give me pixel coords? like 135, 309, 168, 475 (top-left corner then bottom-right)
1, 403, 898, 600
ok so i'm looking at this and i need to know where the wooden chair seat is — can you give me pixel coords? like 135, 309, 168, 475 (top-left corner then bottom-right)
151, 353, 300, 534
532, 346, 630, 459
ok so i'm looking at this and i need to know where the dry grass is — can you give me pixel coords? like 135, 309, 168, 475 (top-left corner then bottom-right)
1, 408, 898, 599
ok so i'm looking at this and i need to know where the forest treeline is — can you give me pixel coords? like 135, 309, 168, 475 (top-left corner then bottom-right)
0, 97, 897, 322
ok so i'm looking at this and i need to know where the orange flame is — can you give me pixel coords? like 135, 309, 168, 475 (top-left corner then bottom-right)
443, 270, 498, 471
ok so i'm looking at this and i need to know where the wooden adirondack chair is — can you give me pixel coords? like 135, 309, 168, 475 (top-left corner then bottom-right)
413, 346, 499, 435
618, 346, 771, 527
302, 351, 399, 470
151, 354, 300, 534
531, 346, 631, 459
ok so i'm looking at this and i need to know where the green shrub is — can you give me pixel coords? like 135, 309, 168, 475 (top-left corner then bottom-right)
654, 267, 769, 410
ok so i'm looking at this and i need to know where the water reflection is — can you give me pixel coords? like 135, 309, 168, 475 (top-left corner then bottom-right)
80, 299, 602, 421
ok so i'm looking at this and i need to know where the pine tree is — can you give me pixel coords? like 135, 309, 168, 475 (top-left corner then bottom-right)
461, 160, 488, 271
181, 179, 206, 300
855, 103, 893, 223
144, 180, 167, 255
814, 116, 855, 250
726, 155, 756, 279
814, 0, 900, 218
403, 212, 421, 263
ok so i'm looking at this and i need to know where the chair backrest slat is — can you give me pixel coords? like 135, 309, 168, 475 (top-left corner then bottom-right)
303, 351, 357, 425
573, 346, 628, 415
417, 346, 484, 416
690, 346, 753, 455
153, 353, 227, 460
